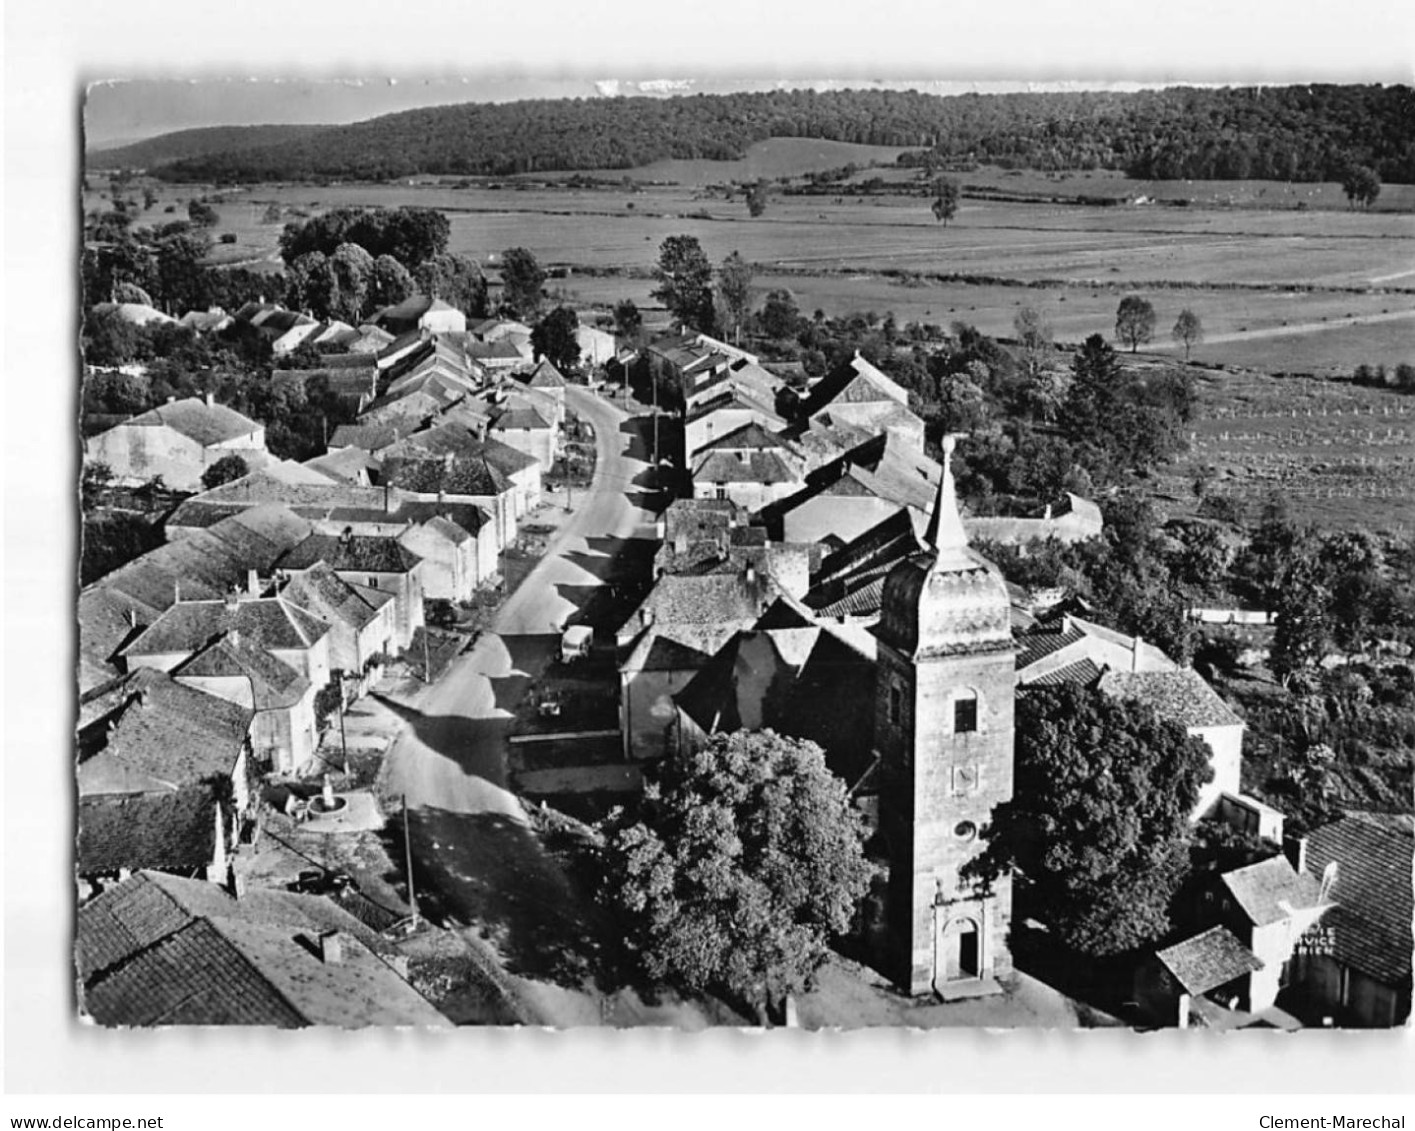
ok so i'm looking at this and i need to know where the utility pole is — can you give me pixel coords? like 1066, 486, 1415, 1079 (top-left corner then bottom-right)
421, 626, 431, 683
335, 671, 349, 776
402, 794, 419, 926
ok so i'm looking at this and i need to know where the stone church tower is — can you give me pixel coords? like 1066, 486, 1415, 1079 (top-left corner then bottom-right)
871, 437, 1016, 996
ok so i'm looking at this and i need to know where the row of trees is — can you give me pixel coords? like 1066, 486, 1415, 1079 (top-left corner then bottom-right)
146, 85, 1415, 185
1115, 296, 1205, 359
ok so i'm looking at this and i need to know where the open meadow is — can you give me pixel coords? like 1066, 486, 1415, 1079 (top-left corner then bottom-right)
1151, 366, 1415, 533
87, 137, 1413, 375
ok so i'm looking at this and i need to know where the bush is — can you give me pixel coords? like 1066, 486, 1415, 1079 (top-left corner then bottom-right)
219, 233, 237, 244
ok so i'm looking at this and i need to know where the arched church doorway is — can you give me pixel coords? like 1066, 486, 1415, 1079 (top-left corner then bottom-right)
937, 916, 980, 986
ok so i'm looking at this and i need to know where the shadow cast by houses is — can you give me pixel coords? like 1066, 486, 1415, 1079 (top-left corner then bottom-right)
379, 805, 603, 987
369, 692, 516, 790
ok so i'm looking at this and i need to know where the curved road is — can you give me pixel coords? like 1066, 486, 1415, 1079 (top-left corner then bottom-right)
381, 388, 653, 932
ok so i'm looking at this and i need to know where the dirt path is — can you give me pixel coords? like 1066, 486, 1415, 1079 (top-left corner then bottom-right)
1153, 306, 1415, 352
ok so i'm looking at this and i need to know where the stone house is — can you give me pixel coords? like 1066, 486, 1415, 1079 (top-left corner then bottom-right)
690, 422, 804, 512
76, 669, 255, 891
1134, 925, 1266, 1027
372, 294, 468, 336
683, 383, 786, 466
85, 395, 268, 491
512, 359, 568, 428
1290, 812, 1413, 1028
279, 561, 399, 696
276, 531, 425, 652
76, 871, 450, 1027
489, 397, 557, 472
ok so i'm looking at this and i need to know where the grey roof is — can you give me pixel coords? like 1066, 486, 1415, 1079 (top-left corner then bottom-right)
1304, 813, 1414, 985
279, 561, 389, 633
1156, 925, 1265, 996
116, 398, 262, 447
77, 788, 219, 878
1221, 855, 1325, 927
1097, 669, 1243, 729
77, 871, 448, 1028
77, 668, 253, 790
173, 631, 310, 710
278, 532, 422, 575
122, 595, 329, 659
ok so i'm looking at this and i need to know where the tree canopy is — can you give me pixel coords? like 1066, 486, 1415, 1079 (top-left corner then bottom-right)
599, 730, 874, 1014
278, 206, 450, 269
1341, 164, 1382, 208
1171, 308, 1204, 361
968, 684, 1212, 956
716, 252, 755, 345
200, 454, 250, 491
499, 247, 546, 320
530, 305, 582, 372
652, 235, 716, 333
931, 177, 961, 225
1115, 296, 1157, 353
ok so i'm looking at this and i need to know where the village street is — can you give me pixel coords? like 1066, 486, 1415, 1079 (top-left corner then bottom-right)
373, 386, 689, 1021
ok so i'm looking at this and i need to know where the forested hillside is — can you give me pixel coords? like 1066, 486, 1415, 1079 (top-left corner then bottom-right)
134, 85, 1415, 185
88, 124, 332, 170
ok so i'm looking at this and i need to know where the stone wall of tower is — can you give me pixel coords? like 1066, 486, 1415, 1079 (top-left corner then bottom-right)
875, 637, 1016, 996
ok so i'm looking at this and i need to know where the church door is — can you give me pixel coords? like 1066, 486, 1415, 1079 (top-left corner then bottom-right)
937, 917, 980, 985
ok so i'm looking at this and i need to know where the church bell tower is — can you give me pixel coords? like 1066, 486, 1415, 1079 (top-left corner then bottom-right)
871, 436, 1016, 996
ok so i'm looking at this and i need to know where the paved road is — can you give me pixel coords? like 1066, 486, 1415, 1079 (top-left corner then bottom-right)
381, 388, 652, 942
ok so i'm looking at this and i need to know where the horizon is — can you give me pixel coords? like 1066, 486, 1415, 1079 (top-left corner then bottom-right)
82, 75, 1396, 150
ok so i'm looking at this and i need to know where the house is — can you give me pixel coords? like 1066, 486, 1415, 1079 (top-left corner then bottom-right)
78, 504, 315, 692
466, 338, 529, 372
683, 382, 786, 465
277, 531, 425, 652
645, 333, 736, 406
576, 322, 618, 368
617, 568, 779, 761
1095, 668, 1246, 817
277, 561, 399, 696
302, 446, 380, 485
371, 294, 468, 335
76, 669, 255, 890
1291, 812, 1413, 1028
120, 590, 333, 714
674, 614, 878, 783
489, 397, 557, 471
1211, 854, 1331, 1013
690, 422, 804, 512
797, 351, 923, 449
965, 494, 1105, 546
179, 307, 233, 334
1134, 925, 1266, 1027
512, 359, 568, 428
384, 429, 541, 543
84, 394, 268, 491
170, 630, 320, 775
271, 317, 353, 357
76, 870, 450, 1027
90, 301, 177, 327
396, 511, 495, 603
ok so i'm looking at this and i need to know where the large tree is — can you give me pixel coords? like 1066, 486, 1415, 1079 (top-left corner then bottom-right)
499, 246, 546, 320
600, 730, 874, 1017
1341, 164, 1381, 209
931, 177, 961, 225
969, 684, 1212, 956
716, 251, 755, 345
759, 288, 802, 341
328, 242, 374, 324
744, 179, 770, 218
368, 254, 417, 315
200, 454, 250, 491
1115, 296, 1156, 353
652, 234, 716, 333
530, 305, 582, 373
413, 252, 488, 319
612, 298, 643, 346
1171, 308, 1204, 361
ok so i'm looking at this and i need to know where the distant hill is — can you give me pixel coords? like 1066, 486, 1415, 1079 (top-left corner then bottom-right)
109, 85, 1415, 186
86, 124, 333, 171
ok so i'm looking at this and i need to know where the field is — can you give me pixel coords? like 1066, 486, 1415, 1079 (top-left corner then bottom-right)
86, 138, 1415, 375
1152, 366, 1415, 533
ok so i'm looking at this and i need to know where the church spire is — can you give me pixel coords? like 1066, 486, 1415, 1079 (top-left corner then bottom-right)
923, 434, 970, 565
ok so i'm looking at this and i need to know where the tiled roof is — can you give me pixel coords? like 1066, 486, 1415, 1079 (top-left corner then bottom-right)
1021, 657, 1103, 687
77, 788, 219, 877
693, 449, 800, 486
279, 561, 388, 633
522, 359, 567, 389
492, 404, 551, 432
808, 576, 888, 620
119, 398, 262, 447
695, 421, 788, 453
1304, 813, 1413, 985
174, 631, 311, 710
1156, 925, 1264, 996
279, 532, 422, 575
302, 447, 380, 484
122, 595, 329, 659
1221, 855, 1324, 927
801, 353, 908, 417
385, 455, 509, 497
1015, 625, 1088, 670
1097, 669, 1243, 729
636, 571, 776, 627
328, 422, 412, 452
77, 668, 253, 789
77, 871, 447, 1027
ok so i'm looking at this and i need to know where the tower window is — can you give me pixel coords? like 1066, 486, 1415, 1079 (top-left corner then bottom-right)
889, 684, 903, 727
953, 695, 978, 734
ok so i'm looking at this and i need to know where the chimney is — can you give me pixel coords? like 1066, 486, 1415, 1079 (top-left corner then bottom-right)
166, 395, 177, 404
384, 483, 392, 514
675, 531, 688, 555
640, 607, 655, 629
318, 930, 344, 965
1131, 636, 1142, 672
224, 588, 240, 612
1283, 835, 1309, 876
247, 568, 260, 597
204, 391, 215, 408
1044, 504, 1053, 521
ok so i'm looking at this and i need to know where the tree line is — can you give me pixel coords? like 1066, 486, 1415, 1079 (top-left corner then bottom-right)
140, 85, 1414, 185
